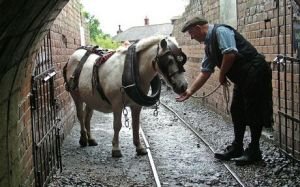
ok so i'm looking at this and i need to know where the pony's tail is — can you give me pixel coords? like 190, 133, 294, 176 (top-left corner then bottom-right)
62, 60, 70, 92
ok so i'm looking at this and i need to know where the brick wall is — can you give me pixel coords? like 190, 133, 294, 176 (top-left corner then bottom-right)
173, 0, 231, 117
173, 0, 300, 158
50, 0, 85, 136
16, 0, 88, 185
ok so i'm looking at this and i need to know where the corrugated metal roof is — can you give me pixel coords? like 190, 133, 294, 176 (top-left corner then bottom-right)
112, 23, 173, 42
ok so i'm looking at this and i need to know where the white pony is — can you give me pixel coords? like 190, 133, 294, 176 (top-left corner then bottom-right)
63, 35, 188, 157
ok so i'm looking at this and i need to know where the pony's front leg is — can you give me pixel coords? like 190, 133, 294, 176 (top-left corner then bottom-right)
130, 106, 147, 156
112, 109, 123, 157
84, 106, 98, 146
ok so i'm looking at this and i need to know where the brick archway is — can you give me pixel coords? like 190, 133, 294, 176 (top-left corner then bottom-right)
0, 0, 72, 186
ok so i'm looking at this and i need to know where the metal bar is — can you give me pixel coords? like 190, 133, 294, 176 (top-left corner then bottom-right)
48, 32, 53, 67
48, 94, 54, 175
41, 54, 48, 186
43, 80, 50, 186
41, 81, 47, 185
291, 60, 295, 161
30, 77, 39, 187
283, 0, 288, 154
37, 81, 44, 185
33, 67, 55, 81
299, 56, 300, 162
140, 128, 161, 187
284, 63, 288, 154
56, 127, 62, 171
277, 55, 300, 63
278, 111, 300, 123
42, 37, 47, 72
35, 125, 56, 147
45, 34, 53, 180
276, 0, 282, 152
50, 78, 56, 171
48, 32, 58, 172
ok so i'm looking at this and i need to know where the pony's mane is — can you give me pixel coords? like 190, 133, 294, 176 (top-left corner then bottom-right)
135, 35, 165, 52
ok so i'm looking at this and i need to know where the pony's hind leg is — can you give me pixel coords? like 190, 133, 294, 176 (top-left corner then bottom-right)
71, 93, 88, 147
84, 106, 98, 146
130, 106, 147, 156
112, 109, 123, 157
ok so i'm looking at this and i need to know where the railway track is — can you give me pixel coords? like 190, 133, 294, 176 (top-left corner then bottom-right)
140, 100, 246, 187
160, 101, 245, 187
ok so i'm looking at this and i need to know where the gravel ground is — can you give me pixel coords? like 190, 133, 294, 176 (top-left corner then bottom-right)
48, 110, 155, 187
48, 85, 300, 187
141, 106, 239, 186
159, 86, 300, 187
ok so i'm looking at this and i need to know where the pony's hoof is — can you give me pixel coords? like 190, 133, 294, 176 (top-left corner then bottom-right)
88, 139, 98, 146
112, 150, 122, 157
79, 139, 87, 147
136, 148, 148, 156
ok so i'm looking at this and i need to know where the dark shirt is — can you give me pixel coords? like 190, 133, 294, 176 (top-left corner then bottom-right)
201, 24, 238, 73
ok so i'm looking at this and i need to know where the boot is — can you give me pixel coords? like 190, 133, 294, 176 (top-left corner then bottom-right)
235, 145, 262, 166
214, 143, 244, 161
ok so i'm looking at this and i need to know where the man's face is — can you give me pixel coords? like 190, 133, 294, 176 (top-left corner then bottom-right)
187, 25, 206, 43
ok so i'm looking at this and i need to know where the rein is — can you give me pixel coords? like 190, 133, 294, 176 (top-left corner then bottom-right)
191, 82, 231, 113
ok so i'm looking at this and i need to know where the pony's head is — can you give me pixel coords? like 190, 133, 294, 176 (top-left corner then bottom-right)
154, 37, 188, 94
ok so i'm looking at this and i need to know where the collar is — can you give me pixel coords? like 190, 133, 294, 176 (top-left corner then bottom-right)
204, 24, 214, 45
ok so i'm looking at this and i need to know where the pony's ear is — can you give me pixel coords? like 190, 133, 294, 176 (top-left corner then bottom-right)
160, 39, 167, 50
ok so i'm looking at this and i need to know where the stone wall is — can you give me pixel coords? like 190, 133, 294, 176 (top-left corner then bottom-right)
173, 0, 299, 158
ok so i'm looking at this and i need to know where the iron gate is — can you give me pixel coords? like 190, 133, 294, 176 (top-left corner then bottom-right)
273, 55, 300, 161
30, 32, 62, 187
271, 0, 300, 162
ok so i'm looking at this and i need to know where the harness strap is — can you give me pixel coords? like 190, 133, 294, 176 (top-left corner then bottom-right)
122, 44, 161, 107
69, 50, 91, 91
66, 46, 114, 105
92, 53, 115, 105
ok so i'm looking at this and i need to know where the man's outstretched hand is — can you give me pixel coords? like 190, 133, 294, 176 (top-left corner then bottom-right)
176, 89, 192, 102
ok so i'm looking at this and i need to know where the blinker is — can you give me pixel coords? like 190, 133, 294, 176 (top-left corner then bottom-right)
156, 38, 187, 73
175, 52, 187, 65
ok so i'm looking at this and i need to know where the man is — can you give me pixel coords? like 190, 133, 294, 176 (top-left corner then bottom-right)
176, 17, 273, 166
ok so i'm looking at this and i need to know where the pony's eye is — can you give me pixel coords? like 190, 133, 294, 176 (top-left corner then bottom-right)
168, 59, 174, 65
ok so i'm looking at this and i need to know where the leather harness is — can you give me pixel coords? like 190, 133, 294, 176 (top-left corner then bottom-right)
122, 44, 161, 107
63, 46, 113, 104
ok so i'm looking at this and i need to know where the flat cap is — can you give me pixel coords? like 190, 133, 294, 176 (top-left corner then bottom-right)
181, 17, 208, 32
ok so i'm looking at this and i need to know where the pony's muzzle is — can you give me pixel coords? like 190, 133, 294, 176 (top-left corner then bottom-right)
173, 82, 188, 94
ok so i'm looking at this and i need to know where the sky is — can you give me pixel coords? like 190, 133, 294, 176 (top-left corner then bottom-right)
81, 0, 189, 36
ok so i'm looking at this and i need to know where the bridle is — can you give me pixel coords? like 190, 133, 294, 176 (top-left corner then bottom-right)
152, 38, 187, 82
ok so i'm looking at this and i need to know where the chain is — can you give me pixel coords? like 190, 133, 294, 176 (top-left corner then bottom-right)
120, 87, 130, 128
123, 106, 130, 128
120, 87, 161, 126
153, 100, 160, 116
